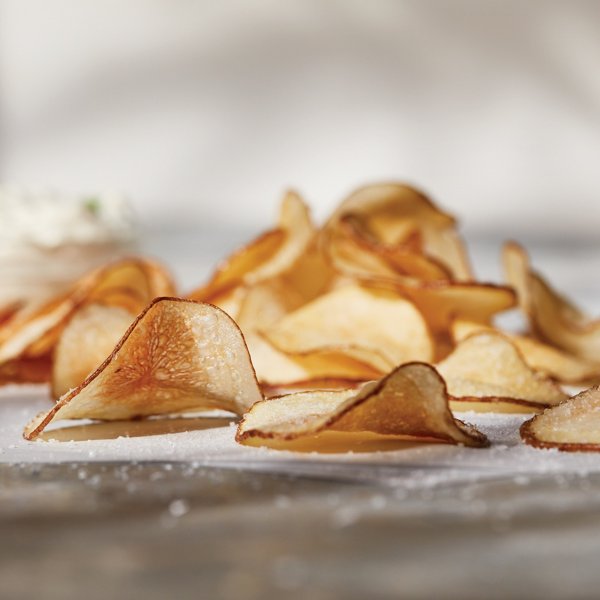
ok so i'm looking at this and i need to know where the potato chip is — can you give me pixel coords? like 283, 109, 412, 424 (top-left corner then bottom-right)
437, 332, 568, 412
504, 241, 600, 362
336, 213, 452, 282
521, 386, 600, 451
263, 283, 434, 372
245, 332, 380, 388
324, 183, 473, 281
24, 298, 263, 440
236, 362, 488, 449
452, 319, 600, 384
51, 304, 135, 399
189, 191, 315, 303
0, 258, 175, 385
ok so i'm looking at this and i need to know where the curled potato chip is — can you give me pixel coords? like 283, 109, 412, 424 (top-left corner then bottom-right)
0, 258, 175, 385
263, 283, 434, 372
189, 191, 315, 303
452, 319, 600, 384
24, 298, 263, 440
237, 362, 488, 449
437, 332, 568, 412
324, 183, 473, 281
520, 386, 600, 451
51, 304, 135, 399
246, 332, 380, 388
504, 241, 600, 362
336, 213, 452, 282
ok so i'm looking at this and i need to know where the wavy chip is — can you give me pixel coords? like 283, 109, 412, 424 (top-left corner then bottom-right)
236, 362, 488, 450
324, 183, 473, 281
504, 241, 600, 362
437, 332, 568, 412
246, 332, 379, 389
452, 319, 600, 384
189, 191, 315, 305
263, 283, 434, 372
521, 386, 600, 451
0, 258, 175, 385
24, 298, 263, 440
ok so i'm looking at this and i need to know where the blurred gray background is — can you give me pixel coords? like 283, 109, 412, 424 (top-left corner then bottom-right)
1, 0, 599, 240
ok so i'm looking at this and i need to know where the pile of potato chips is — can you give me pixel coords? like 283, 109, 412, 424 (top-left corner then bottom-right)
3, 183, 600, 452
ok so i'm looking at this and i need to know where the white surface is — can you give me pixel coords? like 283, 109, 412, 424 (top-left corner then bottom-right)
1, 1, 600, 234
2, 384, 600, 489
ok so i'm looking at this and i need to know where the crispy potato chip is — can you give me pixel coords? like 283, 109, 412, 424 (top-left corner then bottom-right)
51, 304, 135, 399
189, 191, 315, 302
263, 283, 434, 372
0, 356, 52, 385
0, 258, 175, 385
236, 278, 306, 333
452, 319, 600, 384
521, 386, 600, 451
324, 183, 473, 281
437, 332, 568, 412
236, 362, 488, 449
24, 298, 263, 440
337, 213, 452, 282
328, 279, 514, 359
246, 332, 380, 387
504, 241, 600, 362
261, 377, 366, 398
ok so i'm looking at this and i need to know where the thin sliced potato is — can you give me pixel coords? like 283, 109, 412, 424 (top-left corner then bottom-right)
0, 258, 175, 385
264, 283, 434, 372
521, 386, 600, 451
338, 213, 452, 282
24, 298, 263, 440
452, 319, 600, 384
245, 332, 380, 387
324, 183, 472, 281
51, 304, 135, 399
504, 241, 600, 362
437, 332, 568, 412
189, 190, 315, 301
237, 362, 488, 449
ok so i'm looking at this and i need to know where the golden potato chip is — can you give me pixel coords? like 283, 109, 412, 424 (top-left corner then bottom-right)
504, 241, 600, 362
24, 298, 263, 440
236, 362, 488, 449
245, 331, 380, 388
328, 279, 514, 359
337, 213, 452, 282
189, 191, 315, 302
51, 304, 135, 399
0, 258, 175, 385
520, 386, 600, 451
437, 332, 568, 412
263, 283, 434, 372
236, 278, 306, 333
261, 377, 366, 398
324, 183, 473, 281
452, 319, 600, 384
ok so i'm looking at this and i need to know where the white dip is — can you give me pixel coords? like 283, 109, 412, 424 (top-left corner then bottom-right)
0, 186, 136, 305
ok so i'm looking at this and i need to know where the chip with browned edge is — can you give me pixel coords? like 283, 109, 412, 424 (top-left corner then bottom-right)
437, 332, 567, 413
263, 283, 433, 372
51, 304, 136, 399
236, 362, 488, 450
0, 258, 175, 386
24, 298, 262, 440
504, 241, 600, 362
521, 386, 600, 451
452, 319, 600, 384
